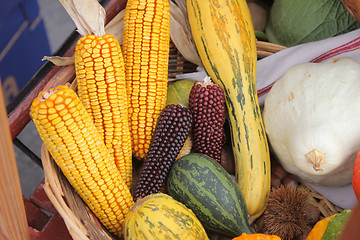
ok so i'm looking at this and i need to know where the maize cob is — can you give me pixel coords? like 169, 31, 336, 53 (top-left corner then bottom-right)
30, 85, 134, 237
123, 0, 171, 160
134, 104, 192, 201
74, 34, 132, 188
189, 77, 226, 163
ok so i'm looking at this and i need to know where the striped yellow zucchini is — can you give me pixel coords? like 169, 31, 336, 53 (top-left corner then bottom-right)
30, 85, 134, 237
187, 0, 271, 218
122, 0, 171, 160
74, 34, 132, 188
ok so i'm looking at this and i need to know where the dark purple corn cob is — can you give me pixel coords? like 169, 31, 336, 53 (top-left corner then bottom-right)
134, 104, 192, 201
188, 77, 226, 163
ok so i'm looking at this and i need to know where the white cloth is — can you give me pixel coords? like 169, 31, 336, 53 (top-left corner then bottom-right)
257, 29, 360, 210
257, 29, 360, 106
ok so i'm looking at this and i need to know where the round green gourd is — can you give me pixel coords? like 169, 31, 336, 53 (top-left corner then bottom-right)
166, 153, 253, 237
166, 80, 195, 107
124, 193, 209, 240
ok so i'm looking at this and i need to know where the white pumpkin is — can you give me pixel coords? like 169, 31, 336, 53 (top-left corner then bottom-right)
263, 57, 360, 186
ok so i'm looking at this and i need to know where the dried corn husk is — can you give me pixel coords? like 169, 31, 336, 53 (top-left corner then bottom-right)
105, 9, 125, 44
42, 56, 75, 66
59, 0, 105, 36
169, 0, 202, 67
44, 0, 107, 65
44, 0, 203, 67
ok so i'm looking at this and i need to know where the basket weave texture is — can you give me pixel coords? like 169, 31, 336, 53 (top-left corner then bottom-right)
41, 41, 343, 240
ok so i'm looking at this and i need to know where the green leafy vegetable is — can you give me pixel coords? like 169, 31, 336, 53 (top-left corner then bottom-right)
266, 0, 360, 47
166, 80, 195, 108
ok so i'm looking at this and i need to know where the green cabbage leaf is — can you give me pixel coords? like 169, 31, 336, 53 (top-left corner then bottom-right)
266, 0, 360, 47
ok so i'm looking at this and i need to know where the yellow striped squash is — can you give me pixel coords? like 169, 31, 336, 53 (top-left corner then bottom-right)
186, 0, 271, 218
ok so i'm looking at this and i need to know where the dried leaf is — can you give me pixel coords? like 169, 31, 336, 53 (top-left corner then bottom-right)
42, 2, 123, 65
173, 0, 187, 16
42, 55, 75, 66
59, 0, 105, 36
169, 1, 202, 67
105, 9, 125, 45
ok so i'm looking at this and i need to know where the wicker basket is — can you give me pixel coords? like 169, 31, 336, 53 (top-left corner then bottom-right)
38, 39, 347, 240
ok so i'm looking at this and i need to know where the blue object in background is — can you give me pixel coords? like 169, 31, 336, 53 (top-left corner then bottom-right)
0, 0, 51, 105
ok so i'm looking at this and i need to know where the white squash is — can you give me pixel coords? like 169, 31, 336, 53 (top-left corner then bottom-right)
263, 57, 360, 186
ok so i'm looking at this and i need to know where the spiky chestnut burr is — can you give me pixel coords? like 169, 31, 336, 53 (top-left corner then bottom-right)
263, 185, 312, 240
189, 76, 226, 163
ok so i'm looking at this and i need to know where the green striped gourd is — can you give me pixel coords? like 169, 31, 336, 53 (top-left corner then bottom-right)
166, 153, 253, 237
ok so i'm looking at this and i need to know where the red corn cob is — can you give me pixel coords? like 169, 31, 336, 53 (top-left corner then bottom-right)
189, 76, 226, 163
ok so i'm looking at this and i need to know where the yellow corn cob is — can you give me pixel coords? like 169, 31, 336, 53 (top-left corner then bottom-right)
123, 0, 171, 160
30, 85, 134, 237
74, 34, 132, 188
